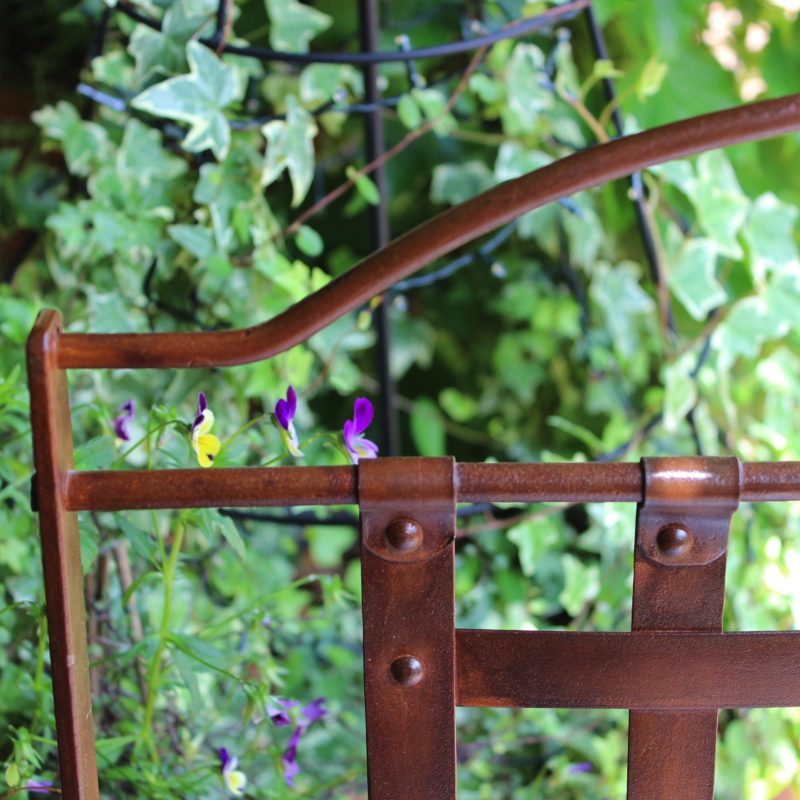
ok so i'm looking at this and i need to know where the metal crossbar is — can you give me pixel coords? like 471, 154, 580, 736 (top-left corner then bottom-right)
27, 93, 800, 799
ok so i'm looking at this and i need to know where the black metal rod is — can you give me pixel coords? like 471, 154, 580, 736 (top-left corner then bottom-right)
359, 0, 399, 456
583, 4, 673, 331
115, 0, 589, 65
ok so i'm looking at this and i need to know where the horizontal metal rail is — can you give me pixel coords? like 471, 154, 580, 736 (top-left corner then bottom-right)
455, 631, 800, 709
55, 93, 800, 370
63, 461, 800, 511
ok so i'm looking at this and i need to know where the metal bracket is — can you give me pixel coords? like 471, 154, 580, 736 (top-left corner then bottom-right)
636, 457, 742, 567
359, 457, 457, 800
627, 457, 741, 800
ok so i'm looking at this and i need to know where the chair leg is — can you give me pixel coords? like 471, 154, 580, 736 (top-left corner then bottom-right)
28, 310, 99, 800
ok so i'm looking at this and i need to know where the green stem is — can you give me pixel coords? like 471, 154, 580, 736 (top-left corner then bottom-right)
30, 613, 48, 735
112, 420, 183, 467
217, 413, 269, 455
139, 519, 186, 762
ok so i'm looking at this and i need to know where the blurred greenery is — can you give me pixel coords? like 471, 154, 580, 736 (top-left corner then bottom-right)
1, 0, 799, 797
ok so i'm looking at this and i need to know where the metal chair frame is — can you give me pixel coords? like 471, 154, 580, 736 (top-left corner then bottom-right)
27, 93, 800, 799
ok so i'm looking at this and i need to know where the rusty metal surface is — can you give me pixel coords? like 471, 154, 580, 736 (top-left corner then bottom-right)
27, 311, 99, 799
53, 94, 800, 369
456, 630, 800, 709
627, 457, 741, 800
63, 460, 800, 511
64, 465, 357, 511
359, 458, 457, 799
26, 91, 800, 800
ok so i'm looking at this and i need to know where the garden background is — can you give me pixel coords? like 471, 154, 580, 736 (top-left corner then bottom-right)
2, 0, 800, 797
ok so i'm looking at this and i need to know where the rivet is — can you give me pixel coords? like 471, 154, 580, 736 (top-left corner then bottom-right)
390, 656, 424, 686
385, 517, 424, 552
656, 525, 693, 558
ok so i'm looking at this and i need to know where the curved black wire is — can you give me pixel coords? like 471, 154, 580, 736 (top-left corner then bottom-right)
115, 0, 589, 66
220, 502, 497, 528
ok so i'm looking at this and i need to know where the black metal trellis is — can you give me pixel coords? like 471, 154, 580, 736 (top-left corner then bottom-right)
114, 0, 591, 65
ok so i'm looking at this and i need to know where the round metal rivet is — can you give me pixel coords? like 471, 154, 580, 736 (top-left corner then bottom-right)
656, 525, 693, 558
385, 517, 424, 552
390, 656, 424, 686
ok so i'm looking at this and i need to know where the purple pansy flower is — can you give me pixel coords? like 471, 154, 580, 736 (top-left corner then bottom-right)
275, 696, 328, 787
112, 399, 135, 442
301, 697, 326, 723
268, 699, 299, 727
343, 398, 379, 464
274, 386, 303, 457
218, 747, 247, 796
282, 726, 304, 787
26, 780, 55, 794
567, 761, 593, 774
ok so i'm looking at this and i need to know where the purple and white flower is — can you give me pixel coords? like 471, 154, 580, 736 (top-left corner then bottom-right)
218, 747, 247, 797
343, 398, 378, 464
191, 391, 221, 468
112, 399, 135, 442
274, 386, 303, 457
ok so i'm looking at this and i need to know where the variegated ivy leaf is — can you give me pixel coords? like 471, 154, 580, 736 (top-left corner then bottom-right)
265, 0, 332, 52
261, 96, 317, 207
669, 237, 727, 321
131, 41, 243, 160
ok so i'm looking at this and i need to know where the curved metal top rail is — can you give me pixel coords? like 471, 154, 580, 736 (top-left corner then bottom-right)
55, 93, 800, 370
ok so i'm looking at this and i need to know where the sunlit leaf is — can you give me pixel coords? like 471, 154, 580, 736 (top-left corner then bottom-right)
131, 41, 243, 160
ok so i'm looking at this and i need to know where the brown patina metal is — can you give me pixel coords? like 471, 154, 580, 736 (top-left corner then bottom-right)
25, 95, 800, 799
52, 93, 800, 371
359, 458, 457, 798
628, 458, 740, 800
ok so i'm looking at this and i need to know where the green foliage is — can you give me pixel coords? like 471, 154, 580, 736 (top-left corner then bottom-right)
132, 41, 245, 160
1, 1, 800, 798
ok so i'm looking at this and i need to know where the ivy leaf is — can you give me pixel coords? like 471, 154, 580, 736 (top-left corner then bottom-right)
410, 398, 446, 457
431, 161, 495, 206
662, 352, 698, 432
168, 224, 215, 260
131, 41, 243, 160
118, 119, 186, 186
265, 0, 332, 52
669, 238, 726, 320
743, 193, 799, 282
714, 296, 786, 366
559, 554, 599, 617
505, 43, 553, 131
261, 96, 317, 207
32, 101, 109, 177
692, 151, 749, 259
507, 515, 565, 578
299, 63, 362, 104
590, 262, 654, 358
129, 26, 185, 86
